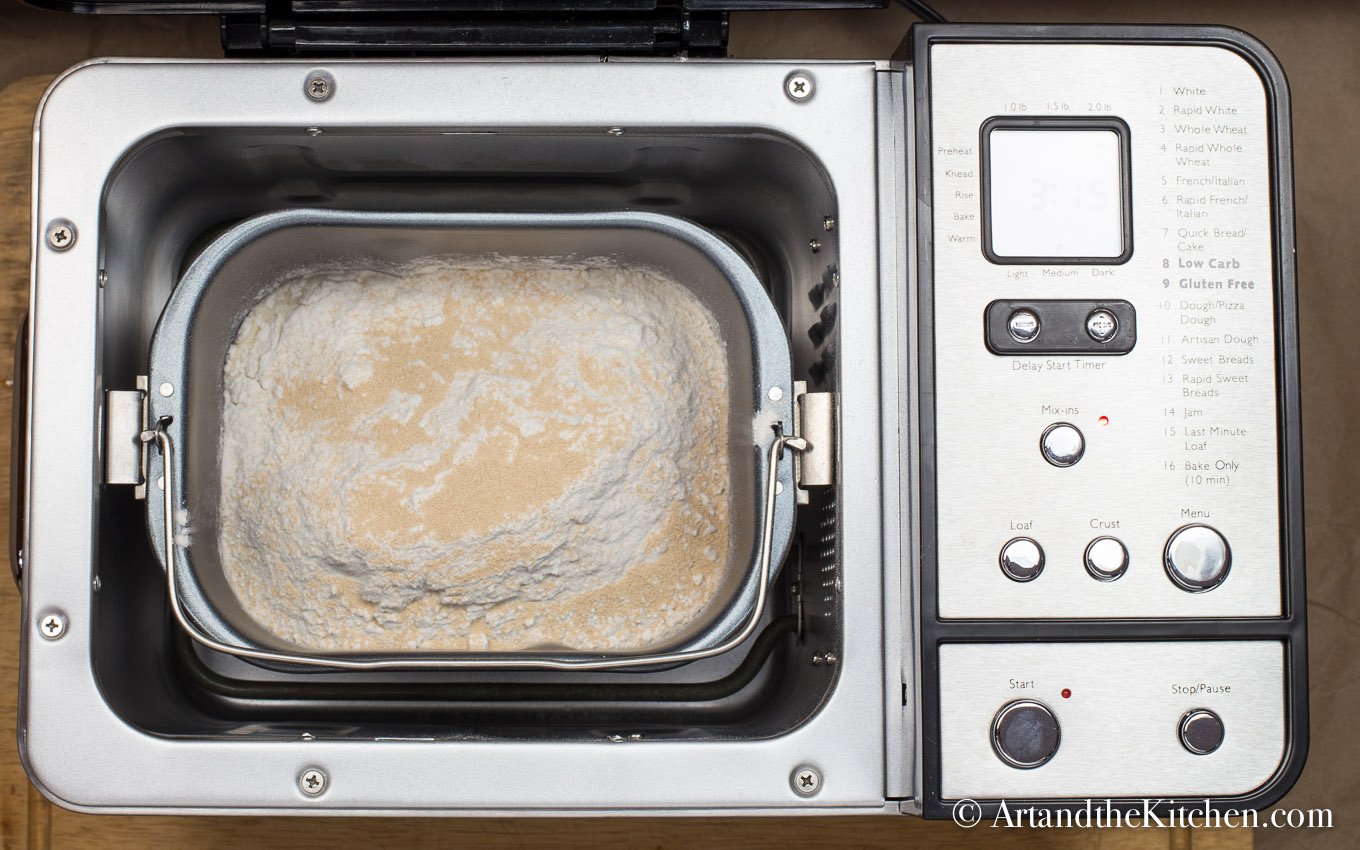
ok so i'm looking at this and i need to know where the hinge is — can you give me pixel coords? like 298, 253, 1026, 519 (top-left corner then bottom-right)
220, 5, 729, 58
105, 376, 149, 499
792, 380, 835, 504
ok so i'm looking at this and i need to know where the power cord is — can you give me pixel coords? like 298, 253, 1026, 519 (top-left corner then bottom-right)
895, 0, 948, 24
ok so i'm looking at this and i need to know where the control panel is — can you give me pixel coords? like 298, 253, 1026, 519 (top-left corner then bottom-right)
931, 41, 1279, 620
913, 25, 1304, 817
938, 642, 1286, 799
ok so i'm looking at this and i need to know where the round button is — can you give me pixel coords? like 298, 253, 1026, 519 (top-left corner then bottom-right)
1164, 524, 1232, 592
992, 700, 1061, 769
1179, 709, 1225, 755
1007, 309, 1041, 343
999, 537, 1045, 582
1086, 309, 1119, 342
1084, 536, 1129, 581
1040, 422, 1085, 467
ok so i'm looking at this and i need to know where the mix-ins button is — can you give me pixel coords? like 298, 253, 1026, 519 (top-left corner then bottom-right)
1040, 422, 1085, 467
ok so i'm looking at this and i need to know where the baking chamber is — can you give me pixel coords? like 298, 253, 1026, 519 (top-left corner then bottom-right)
87, 119, 846, 741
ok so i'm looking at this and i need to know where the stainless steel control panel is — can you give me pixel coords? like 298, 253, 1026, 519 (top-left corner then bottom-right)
930, 43, 1280, 619
914, 25, 1304, 819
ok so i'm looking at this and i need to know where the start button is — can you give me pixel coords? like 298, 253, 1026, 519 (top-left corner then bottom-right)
991, 699, 1061, 769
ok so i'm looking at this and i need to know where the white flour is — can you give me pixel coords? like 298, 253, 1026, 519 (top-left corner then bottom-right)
217, 258, 731, 652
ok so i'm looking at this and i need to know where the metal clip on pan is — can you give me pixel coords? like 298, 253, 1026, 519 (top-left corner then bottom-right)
149, 418, 808, 671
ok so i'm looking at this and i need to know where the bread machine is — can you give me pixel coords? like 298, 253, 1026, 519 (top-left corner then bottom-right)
12, 1, 1306, 819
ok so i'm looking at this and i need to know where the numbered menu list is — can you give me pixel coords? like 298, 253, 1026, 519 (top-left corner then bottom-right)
1156, 82, 1270, 492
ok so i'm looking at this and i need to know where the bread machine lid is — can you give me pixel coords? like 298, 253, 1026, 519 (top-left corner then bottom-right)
20, 0, 888, 57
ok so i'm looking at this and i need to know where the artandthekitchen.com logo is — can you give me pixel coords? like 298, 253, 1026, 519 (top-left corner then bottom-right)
951, 797, 1333, 830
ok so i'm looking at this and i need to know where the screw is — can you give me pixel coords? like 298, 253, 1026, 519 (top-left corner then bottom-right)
822, 216, 836, 232
304, 73, 334, 103
39, 612, 67, 640
607, 127, 625, 136
299, 767, 328, 796
45, 220, 76, 251
812, 652, 838, 666
791, 765, 822, 797
808, 239, 822, 253
785, 72, 814, 102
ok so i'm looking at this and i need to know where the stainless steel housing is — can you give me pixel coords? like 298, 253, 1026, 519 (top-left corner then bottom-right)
145, 208, 796, 664
19, 59, 889, 813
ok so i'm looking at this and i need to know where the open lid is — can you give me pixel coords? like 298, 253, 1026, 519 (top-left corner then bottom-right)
22, 0, 886, 57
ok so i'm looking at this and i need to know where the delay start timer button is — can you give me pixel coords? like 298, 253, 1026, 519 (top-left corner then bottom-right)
1164, 524, 1232, 592
1086, 308, 1119, 342
1007, 309, 1041, 343
999, 537, 1045, 582
1180, 709, 1226, 755
992, 700, 1061, 769
1039, 422, 1085, 467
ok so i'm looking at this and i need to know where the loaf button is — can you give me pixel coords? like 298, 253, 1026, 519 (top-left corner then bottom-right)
992, 700, 1061, 769
999, 537, 1045, 582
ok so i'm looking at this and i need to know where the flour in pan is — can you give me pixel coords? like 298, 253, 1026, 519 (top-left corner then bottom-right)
217, 258, 731, 653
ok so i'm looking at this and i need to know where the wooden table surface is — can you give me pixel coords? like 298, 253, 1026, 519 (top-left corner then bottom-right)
0, 73, 1251, 850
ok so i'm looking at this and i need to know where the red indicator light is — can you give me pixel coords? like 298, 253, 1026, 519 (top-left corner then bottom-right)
1097, 416, 1110, 426
1061, 688, 1072, 699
